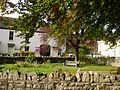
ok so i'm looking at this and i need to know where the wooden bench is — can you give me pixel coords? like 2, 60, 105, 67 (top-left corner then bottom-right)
64, 60, 77, 67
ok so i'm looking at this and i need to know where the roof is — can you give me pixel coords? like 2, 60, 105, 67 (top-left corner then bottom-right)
36, 26, 52, 33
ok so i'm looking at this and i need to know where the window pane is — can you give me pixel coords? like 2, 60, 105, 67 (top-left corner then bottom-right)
9, 31, 14, 40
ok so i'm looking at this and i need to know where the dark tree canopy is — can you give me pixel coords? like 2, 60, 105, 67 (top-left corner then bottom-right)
1, 0, 120, 41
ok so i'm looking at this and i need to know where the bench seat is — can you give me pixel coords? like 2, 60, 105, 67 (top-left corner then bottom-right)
64, 60, 77, 66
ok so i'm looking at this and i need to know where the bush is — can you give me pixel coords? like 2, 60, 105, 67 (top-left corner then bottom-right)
13, 51, 35, 56
80, 56, 115, 65
25, 56, 36, 63
80, 56, 92, 63
0, 53, 10, 56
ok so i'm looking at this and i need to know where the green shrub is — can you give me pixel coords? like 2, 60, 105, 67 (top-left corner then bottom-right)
0, 53, 10, 56
79, 56, 91, 63
25, 56, 36, 63
80, 56, 115, 65
13, 51, 35, 56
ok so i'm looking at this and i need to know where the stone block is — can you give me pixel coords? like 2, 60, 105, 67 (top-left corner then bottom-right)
65, 73, 72, 81
113, 82, 120, 86
110, 86, 120, 90
91, 83, 98, 86
104, 76, 111, 83
33, 82, 46, 89
8, 81, 14, 87
105, 86, 111, 90
0, 86, 7, 90
26, 83, 32, 88
34, 89, 43, 90
82, 72, 90, 82
116, 75, 120, 81
100, 83, 107, 89
0, 80, 7, 86
25, 88, 33, 90
60, 82, 69, 87
63, 87, 70, 90
13, 72, 20, 80
89, 71, 94, 83
65, 76, 71, 81
76, 69, 82, 82
110, 75, 117, 82
69, 82, 75, 86
8, 73, 14, 80
74, 87, 83, 90
59, 73, 65, 81
18, 73, 25, 80
47, 83, 56, 90
56, 86, 64, 90
99, 75, 105, 83
0, 72, 3, 79
75, 82, 85, 87
71, 75, 77, 82
8, 87, 14, 90
93, 72, 99, 83
14, 81, 25, 88
13, 88, 25, 90
48, 73, 54, 81
25, 80, 33, 88
2, 72, 8, 79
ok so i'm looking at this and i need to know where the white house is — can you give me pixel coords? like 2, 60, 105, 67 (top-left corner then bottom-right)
97, 41, 120, 58
0, 28, 65, 57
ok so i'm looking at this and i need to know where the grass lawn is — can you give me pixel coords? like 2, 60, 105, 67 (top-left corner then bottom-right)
0, 62, 117, 74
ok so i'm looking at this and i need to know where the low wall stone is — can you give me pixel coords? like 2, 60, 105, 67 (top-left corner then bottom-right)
0, 70, 120, 90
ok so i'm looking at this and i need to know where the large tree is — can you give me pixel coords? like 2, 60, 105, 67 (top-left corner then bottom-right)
1, 0, 120, 67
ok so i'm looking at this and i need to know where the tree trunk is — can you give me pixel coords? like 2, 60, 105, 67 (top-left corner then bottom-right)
74, 31, 80, 67
75, 47, 79, 67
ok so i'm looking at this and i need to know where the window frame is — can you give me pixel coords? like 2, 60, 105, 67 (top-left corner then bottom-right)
9, 31, 14, 40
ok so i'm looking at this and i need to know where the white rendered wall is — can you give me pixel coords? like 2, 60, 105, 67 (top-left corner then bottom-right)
0, 29, 41, 54
97, 41, 120, 57
0, 29, 60, 57
0, 29, 11, 53
29, 33, 41, 52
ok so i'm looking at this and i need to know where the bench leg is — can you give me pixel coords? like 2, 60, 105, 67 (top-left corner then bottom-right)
63, 61, 66, 66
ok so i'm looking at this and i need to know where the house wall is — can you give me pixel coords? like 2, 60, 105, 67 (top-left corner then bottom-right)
0, 29, 26, 54
0, 29, 12, 53
0, 29, 60, 56
29, 33, 41, 52
50, 47, 58, 57
97, 41, 120, 57
0, 29, 42, 54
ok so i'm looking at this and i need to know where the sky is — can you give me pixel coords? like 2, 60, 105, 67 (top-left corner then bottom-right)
0, 0, 20, 18
10, 0, 18, 4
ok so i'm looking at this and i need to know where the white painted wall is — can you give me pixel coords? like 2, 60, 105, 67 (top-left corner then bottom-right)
0, 29, 11, 53
0, 29, 24, 54
29, 33, 41, 52
50, 47, 58, 57
0, 29, 61, 56
97, 41, 120, 57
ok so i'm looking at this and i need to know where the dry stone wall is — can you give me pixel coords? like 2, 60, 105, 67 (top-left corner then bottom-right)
0, 70, 120, 90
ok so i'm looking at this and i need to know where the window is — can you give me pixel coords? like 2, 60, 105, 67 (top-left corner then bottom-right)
9, 31, 14, 40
